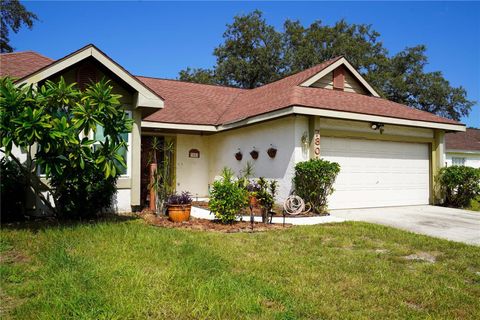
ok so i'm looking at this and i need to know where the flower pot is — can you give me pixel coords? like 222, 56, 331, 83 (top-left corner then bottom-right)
249, 195, 257, 207
250, 150, 259, 160
168, 204, 191, 222
267, 147, 277, 158
235, 152, 243, 161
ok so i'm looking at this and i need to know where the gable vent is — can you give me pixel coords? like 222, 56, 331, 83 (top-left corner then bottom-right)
77, 64, 97, 90
333, 66, 345, 91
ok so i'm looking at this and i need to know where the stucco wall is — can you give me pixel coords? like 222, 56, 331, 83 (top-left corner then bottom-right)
207, 116, 309, 201
175, 134, 211, 198
318, 118, 434, 138
445, 152, 480, 168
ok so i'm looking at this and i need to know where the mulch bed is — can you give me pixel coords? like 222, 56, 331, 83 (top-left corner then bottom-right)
142, 213, 291, 233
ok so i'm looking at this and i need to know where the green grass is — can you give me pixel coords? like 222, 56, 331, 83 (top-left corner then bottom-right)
1, 217, 479, 319
468, 196, 480, 211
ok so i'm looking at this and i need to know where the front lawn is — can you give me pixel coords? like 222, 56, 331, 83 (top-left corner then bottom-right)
1, 218, 479, 319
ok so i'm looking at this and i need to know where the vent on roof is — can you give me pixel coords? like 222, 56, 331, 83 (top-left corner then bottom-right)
77, 64, 97, 90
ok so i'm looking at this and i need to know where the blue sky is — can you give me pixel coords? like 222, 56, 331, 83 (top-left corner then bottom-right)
11, 1, 480, 127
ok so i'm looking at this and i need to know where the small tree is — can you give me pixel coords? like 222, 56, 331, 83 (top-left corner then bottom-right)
437, 166, 480, 208
0, 77, 132, 218
293, 159, 340, 214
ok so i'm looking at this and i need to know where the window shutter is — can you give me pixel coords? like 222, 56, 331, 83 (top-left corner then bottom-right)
77, 64, 97, 90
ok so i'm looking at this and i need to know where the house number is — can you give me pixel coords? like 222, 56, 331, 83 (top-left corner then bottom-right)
314, 130, 320, 159
189, 149, 200, 158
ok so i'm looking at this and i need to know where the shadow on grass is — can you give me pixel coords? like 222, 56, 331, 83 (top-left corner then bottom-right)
0, 213, 141, 233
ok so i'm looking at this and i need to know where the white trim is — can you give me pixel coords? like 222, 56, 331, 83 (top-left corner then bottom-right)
17, 45, 164, 109
141, 121, 217, 132
299, 57, 381, 97
142, 106, 465, 133
217, 107, 295, 131
446, 149, 480, 155
293, 106, 465, 132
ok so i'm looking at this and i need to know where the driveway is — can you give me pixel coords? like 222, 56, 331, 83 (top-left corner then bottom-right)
330, 205, 480, 245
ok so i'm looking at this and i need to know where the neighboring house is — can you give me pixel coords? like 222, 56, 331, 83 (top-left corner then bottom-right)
0, 44, 466, 212
445, 128, 480, 168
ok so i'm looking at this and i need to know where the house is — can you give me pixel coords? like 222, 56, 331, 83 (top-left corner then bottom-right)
0, 44, 466, 212
445, 128, 480, 168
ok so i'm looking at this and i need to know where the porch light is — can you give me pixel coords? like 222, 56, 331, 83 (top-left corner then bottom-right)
370, 122, 385, 133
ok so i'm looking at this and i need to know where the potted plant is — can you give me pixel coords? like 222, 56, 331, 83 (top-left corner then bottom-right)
267, 145, 277, 158
255, 177, 278, 223
167, 191, 193, 222
235, 150, 243, 161
246, 180, 260, 207
250, 148, 259, 160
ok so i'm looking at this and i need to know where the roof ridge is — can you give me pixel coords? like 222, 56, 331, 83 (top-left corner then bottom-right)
136, 75, 248, 91
253, 56, 344, 89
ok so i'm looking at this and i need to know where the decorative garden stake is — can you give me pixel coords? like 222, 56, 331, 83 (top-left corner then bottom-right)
267, 145, 277, 158
250, 148, 259, 160
235, 149, 243, 161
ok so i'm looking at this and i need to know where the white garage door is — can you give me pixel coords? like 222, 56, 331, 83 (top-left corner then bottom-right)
321, 137, 430, 209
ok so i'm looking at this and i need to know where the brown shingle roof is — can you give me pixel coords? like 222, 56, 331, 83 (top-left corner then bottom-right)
446, 128, 480, 151
0, 51, 53, 79
0, 50, 462, 127
137, 76, 245, 125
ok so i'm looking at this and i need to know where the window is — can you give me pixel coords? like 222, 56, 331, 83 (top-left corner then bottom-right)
93, 110, 132, 177
452, 157, 466, 166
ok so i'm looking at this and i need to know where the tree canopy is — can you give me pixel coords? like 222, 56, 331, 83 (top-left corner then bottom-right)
179, 10, 474, 121
0, 0, 37, 53
0, 77, 132, 218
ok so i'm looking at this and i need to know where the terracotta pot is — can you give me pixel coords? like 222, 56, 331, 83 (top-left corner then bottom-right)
168, 204, 192, 222
235, 152, 243, 161
249, 195, 257, 207
250, 150, 259, 160
267, 147, 277, 158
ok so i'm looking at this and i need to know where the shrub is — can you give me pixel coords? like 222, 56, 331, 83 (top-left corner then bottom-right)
293, 159, 340, 214
255, 177, 278, 223
0, 158, 27, 222
209, 168, 249, 223
437, 166, 480, 208
50, 168, 117, 219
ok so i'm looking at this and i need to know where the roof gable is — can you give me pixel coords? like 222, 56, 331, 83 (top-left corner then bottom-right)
16, 44, 164, 109
299, 57, 380, 97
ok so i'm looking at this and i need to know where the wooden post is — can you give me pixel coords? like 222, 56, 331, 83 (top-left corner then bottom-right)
149, 163, 157, 211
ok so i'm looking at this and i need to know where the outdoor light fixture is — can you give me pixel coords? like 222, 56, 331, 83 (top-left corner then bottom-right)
370, 122, 385, 133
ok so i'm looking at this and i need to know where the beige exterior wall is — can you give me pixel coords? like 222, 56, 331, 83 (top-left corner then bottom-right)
344, 71, 367, 94
446, 152, 480, 168
311, 71, 333, 89
175, 134, 211, 198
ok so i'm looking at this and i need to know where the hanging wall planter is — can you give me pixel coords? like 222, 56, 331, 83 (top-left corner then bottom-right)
250, 148, 259, 160
235, 150, 243, 161
267, 145, 277, 158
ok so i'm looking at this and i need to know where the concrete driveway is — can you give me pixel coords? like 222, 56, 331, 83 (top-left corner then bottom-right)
330, 205, 480, 245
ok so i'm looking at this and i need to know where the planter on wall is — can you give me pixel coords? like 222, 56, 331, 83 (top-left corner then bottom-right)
235, 151, 243, 161
267, 147, 277, 158
250, 150, 259, 160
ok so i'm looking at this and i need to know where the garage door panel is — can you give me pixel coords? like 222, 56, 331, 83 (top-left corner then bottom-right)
321, 137, 430, 209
